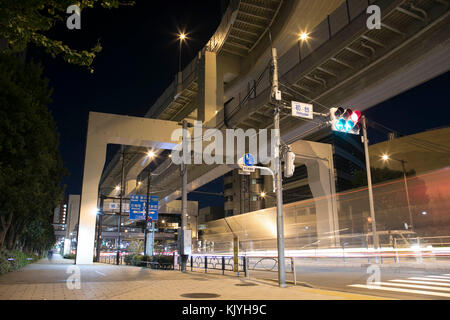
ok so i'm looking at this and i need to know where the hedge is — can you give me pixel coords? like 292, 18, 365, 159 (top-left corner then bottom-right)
0, 249, 40, 275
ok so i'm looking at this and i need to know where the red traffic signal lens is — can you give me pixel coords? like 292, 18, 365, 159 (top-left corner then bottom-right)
351, 110, 361, 122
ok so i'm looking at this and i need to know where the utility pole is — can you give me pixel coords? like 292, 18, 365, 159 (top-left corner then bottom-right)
143, 167, 151, 258
361, 116, 379, 263
117, 149, 125, 265
180, 120, 189, 272
271, 47, 287, 287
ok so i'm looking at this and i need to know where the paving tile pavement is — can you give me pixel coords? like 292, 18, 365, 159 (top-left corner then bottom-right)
0, 259, 384, 300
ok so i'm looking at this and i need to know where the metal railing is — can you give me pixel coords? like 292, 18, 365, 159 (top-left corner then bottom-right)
189, 255, 247, 277
99, 254, 124, 265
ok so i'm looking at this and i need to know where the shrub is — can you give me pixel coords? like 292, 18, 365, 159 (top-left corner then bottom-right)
0, 249, 38, 275
63, 254, 76, 259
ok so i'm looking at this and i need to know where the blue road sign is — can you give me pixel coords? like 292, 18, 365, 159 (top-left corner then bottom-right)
243, 153, 255, 166
130, 195, 159, 221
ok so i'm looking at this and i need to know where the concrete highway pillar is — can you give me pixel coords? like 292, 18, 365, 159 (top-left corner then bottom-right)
289, 140, 339, 248
197, 50, 223, 127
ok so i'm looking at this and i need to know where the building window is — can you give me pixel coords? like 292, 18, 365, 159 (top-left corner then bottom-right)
224, 183, 233, 189
225, 196, 233, 202
251, 178, 264, 185
225, 210, 234, 216
251, 196, 258, 201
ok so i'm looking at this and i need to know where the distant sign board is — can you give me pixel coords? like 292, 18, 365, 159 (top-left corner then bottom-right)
108, 202, 129, 212
129, 195, 159, 221
292, 101, 313, 119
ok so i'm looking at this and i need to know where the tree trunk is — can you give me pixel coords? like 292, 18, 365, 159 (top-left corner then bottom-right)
0, 212, 13, 249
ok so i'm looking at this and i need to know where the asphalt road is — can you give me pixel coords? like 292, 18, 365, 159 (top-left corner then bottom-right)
248, 265, 450, 300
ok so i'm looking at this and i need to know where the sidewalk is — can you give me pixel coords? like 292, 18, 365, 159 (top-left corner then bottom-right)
36, 253, 74, 264
0, 259, 385, 300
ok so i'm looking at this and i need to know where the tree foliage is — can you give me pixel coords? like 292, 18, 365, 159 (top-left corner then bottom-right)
0, 53, 66, 253
0, 0, 134, 71
352, 166, 416, 188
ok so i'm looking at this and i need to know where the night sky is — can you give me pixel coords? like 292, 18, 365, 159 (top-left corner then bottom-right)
27, 1, 450, 208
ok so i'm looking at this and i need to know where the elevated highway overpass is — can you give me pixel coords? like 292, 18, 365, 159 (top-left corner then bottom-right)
77, 0, 449, 264
100, 0, 449, 206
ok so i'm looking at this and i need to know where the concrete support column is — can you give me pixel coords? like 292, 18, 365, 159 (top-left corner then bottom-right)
197, 51, 223, 127
290, 140, 339, 248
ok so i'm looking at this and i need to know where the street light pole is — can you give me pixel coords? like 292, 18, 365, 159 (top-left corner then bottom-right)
143, 167, 151, 258
117, 149, 125, 265
361, 116, 379, 263
271, 47, 287, 287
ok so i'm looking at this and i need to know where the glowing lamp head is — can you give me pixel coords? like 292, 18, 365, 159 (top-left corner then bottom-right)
299, 32, 309, 41
115, 185, 121, 192
381, 154, 390, 161
179, 33, 186, 40
260, 192, 266, 198
147, 150, 155, 159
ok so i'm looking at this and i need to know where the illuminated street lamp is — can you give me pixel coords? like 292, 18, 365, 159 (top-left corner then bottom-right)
178, 32, 187, 73
260, 191, 266, 198
299, 32, 309, 41
381, 154, 414, 232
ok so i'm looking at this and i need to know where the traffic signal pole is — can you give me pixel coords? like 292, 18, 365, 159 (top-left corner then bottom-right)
271, 47, 287, 288
361, 116, 380, 263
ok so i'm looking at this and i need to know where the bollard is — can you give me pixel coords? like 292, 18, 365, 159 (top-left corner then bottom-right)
243, 257, 247, 277
222, 256, 225, 275
205, 256, 208, 273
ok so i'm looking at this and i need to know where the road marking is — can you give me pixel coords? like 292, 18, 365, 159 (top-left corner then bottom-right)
424, 275, 450, 279
377, 282, 450, 292
390, 279, 450, 287
349, 284, 450, 298
409, 277, 450, 282
95, 271, 106, 276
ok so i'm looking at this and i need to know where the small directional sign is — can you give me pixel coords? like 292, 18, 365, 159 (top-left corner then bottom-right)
292, 101, 313, 119
243, 153, 255, 166
241, 166, 255, 173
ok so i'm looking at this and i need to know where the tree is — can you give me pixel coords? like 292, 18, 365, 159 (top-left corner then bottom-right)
0, 0, 134, 71
0, 53, 66, 252
352, 166, 416, 187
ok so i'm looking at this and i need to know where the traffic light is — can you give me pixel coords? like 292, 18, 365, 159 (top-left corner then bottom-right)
330, 107, 361, 135
284, 151, 295, 178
